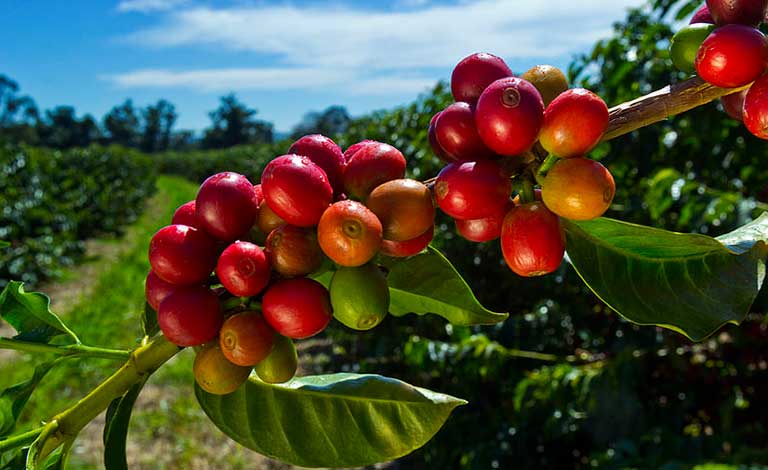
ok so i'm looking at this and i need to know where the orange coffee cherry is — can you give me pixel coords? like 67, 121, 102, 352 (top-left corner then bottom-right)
541, 157, 615, 220
219, 312, 275, 367
317, 200, 383, 267
365, 179, 435, 241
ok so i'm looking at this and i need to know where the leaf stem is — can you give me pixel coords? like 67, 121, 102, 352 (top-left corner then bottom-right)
0, 426, 44, 453
0, 338, 130, 361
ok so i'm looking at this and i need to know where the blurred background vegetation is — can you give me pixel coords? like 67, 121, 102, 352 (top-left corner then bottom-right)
2, 0, 768, 468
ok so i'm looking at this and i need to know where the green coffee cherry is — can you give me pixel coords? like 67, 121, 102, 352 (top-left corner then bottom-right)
330, 263, 389, 331
670, 23, 715, 74
255, 335, 298, 384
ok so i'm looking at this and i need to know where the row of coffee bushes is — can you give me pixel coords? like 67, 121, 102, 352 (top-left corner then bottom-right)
0, 145, 156, 287
155, 143, 282, 184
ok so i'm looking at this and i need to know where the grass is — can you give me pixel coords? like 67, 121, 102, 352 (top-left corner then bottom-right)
0, 176, 280, 469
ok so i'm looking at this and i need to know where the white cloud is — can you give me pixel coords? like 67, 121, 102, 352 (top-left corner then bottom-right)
108, 0, 645, 94
117, 0, 188, 13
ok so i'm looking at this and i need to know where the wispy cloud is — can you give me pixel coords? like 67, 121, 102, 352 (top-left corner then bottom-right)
117, 0, 188, 13
107, 0, 644, 94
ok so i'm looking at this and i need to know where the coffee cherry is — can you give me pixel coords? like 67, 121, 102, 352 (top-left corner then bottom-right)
706, 0, 768, 26
539, 89, 609, 158
343, 142, 407, 200
255, 334, 298, 384
216, 241, 270, 297
262, 278, 332, 339
219, 312, 275, 366
455, 202, 510, 243
158, 285, 223, 346
475, 77, 545, 156
520, 65, 569, 106
670, 23, 716, 74
261, 154, 333, 227
149, 224, 218, 285
171, 201, 200, 229
288, 134, 346, 192
317, 200, 383, 267
501, 202, 565, 277
428, 112, 455, 163
265, 225, 324, 277
257, 201, 285, 234
542, 157, 616, 220
145, 270, 177, 311
721, 88, 748, 121
194, 343, 252, 395
343, 140, 376, 162
434, 102, 493, 160
435, 160, 511, 220
366, 179, 435, 241
743, 74, 768, 138
381, 226, 434, 258
691, 4, 715, 23
330, 263, 389, 331
252, 183, 264, 206
695, 24, 768, 88
451, 52, 513, 104
196, 172, 259, 241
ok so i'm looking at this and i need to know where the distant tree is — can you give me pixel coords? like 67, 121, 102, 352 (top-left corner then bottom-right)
290, 105, 351, 140
37, 106, 101, 149
141, 100, 177, 153
169, 130, 196, 151
103, 99, 140, 148
0, 75, 40, 145
202, 94, 273, 149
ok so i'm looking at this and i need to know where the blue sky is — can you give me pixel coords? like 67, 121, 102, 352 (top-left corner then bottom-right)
1, 0, 647, 134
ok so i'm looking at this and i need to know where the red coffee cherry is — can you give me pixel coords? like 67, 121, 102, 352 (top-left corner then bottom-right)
158, 285, 223, 346
706, 0, 768, 26
288, 134, 346, 192
252, 183, 264, 206
196, 172, 259, 241
380, 226, 434, 258
744, 74, 768, 138
455, 201, 511, 243
501, 202, 565, 277
451, 52, 513, 104
145, 270, 177, 311
265, 225, 324, 277
691, 4, 715, 23
343, 140, 377, 162
475, 77, 545, 156
317, 200, 383, 267
695, 24, 768, 88
428, 112, 455, 163
171, 201, 200, 229
721, 89, 748, 121
539, 89, 609, 158
262, 278, 333, 339
219, 312, 275, 366
435, 160, 511, 220
343, 142, 407, 200
216, 241, 270, 297
542, 157, 616, 220
261, 154, 333, 227
434, 102, 493, 160
366, 179, 435, 241
149, 224, 218, 285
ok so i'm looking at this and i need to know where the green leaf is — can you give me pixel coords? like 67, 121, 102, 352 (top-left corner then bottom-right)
103, 379, 147, 470
0, 362, 57, 438
381, 246, 508, 326
141, 303, 159, 338
196, 373, 466, 468
564, 215, 768, 341
0, 241, 8, 249
0, 282, 79, 344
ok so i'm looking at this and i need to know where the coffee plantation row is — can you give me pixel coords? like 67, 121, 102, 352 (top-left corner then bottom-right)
0, 145, 156, 287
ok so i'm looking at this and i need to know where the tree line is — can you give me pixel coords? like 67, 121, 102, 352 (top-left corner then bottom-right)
0, 74, 353, 152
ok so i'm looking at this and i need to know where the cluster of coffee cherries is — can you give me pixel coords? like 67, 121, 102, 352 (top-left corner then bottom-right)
670, 0, 768, 138
144, 134, 435, 394
428, 53, 616, 276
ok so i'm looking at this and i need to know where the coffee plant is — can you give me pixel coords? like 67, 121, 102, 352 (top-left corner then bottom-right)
3, 1, 768, 468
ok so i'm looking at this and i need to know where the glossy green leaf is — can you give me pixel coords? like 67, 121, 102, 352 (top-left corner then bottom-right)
103, 378, 147, 470
564, 214, 768, 341
196, 373, 466, 468
0, 361, 57, 438
381, 246, 507, 326
0, 282, 79, 344
141, 303, 159, 338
